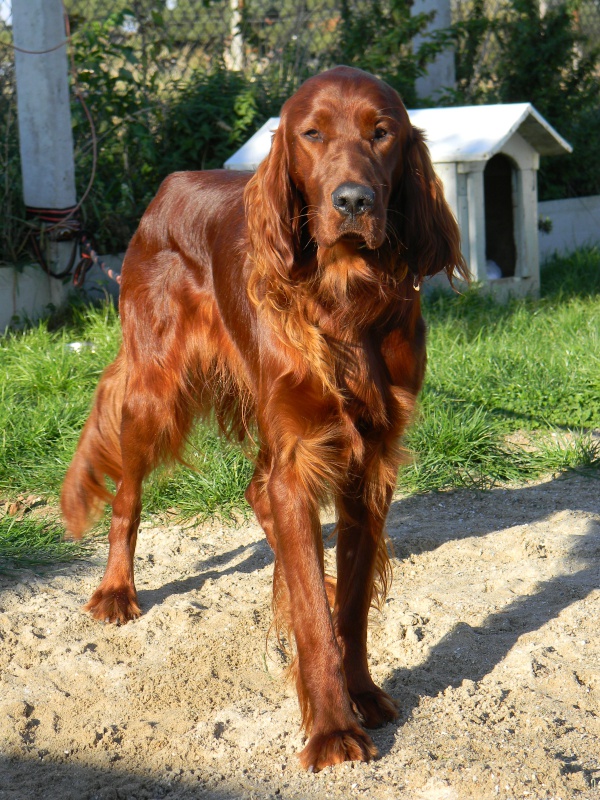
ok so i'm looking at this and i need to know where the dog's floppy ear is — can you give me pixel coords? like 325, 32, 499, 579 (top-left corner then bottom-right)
244, 122, 303, 289
394, 126, 469, 285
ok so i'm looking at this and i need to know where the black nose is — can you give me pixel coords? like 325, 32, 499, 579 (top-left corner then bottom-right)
331, 182, 375, 217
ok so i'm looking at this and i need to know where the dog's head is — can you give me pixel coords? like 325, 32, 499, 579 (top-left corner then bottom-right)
245, 66, 468, 287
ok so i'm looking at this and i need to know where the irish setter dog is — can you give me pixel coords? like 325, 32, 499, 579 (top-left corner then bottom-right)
62, 66, 468, 770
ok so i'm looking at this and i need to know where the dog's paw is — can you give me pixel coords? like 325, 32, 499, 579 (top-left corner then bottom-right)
298, 726, 377, 772
84, 585, 141, 624
351, 687, 399, 729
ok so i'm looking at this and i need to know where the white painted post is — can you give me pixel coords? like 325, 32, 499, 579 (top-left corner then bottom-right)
10, 0, 76, 317
463, 165, 487, 282
13, 0, 76, 209
412, 0, 455, 100
516, 168, 540, 290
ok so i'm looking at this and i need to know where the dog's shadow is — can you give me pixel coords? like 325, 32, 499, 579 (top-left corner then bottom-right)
135, 538, 274, 612
129, 474, 597, 761
371, 474, 599, 757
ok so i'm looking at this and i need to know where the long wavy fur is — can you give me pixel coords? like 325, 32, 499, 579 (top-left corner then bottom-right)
62, 67, 469, 769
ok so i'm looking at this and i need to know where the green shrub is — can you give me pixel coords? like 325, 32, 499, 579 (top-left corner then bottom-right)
449, 0, 600, 200
2, 0, 599, 262
155, 70, 266, 174
335, 0, 447, 107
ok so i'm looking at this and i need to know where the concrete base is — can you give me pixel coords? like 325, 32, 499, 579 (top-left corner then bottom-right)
0, 264, 69, 330
425, 271, 539, 301
0, 252, 123, 331
481, 275, 539, 302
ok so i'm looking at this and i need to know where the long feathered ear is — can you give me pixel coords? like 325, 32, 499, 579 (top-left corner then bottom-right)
395, 126, 469, 286
244, 122, 337, 393
244, 123, 303, 297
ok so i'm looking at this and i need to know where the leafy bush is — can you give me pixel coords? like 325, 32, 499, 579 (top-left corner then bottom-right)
2, 0, 599, 262
70, 11, 171, 253
335, 0, 447, 107
450, 0, 600, 200
69, 10, 289, 253
155, 70, 266, 174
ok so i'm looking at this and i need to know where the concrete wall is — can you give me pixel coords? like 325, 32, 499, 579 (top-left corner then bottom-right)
538, 195, 600, 262
0, 265, 66, 331
412, 0, 455, 100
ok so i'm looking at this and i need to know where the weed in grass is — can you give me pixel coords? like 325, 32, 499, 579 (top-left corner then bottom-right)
401, 403, 515, 492
523, 430, 600, 475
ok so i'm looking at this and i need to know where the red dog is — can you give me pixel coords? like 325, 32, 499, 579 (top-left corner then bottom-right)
62, 66, 467, 770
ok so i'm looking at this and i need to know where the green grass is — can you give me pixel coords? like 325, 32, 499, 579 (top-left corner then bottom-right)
0, 298, 252, 516
0, 515, 88, 570
0, 246, 599, 566
0, 302, 121, 499
399, 246, 600, 491
143, 428, 254, 519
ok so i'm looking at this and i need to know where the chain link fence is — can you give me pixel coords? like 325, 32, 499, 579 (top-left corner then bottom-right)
56, 0, 600, 90
2, 0, 600, 113
1, 0, 599, 259
62, 0, 361, 90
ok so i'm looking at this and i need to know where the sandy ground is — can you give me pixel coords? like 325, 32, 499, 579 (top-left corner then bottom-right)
1, 472, 599, 800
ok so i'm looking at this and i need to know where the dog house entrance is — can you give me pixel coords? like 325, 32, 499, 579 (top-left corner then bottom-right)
484, 154, 517, 278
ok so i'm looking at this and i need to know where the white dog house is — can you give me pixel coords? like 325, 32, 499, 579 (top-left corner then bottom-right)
225, 104, 572, 296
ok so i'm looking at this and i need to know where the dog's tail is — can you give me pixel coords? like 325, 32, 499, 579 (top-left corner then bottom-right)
61, 350, 127, 538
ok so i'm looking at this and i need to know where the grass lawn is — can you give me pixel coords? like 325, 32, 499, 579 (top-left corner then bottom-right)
1, 247, 599, 566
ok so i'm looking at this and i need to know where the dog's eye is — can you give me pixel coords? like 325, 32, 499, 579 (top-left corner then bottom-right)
374, 126, 388, 140
303, 129, 321, 141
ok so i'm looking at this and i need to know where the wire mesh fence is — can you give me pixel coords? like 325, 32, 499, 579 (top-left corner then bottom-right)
62, 0, 360, 91
1, 0, 599, 259
3, 1, 598, 113
58, 0, 600, 91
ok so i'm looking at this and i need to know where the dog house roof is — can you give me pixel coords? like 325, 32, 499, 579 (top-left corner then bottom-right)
223, 103, 571, 171
409, 103, 572, 161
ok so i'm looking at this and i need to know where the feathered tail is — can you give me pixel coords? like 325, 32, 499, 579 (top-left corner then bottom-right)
61, 350, 127, 538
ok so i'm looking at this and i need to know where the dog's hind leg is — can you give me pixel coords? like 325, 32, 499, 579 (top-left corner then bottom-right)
84, 363, 195, 624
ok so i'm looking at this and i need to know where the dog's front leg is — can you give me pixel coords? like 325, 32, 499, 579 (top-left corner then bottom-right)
335, 480, 399, 728
266, 459, 376, 771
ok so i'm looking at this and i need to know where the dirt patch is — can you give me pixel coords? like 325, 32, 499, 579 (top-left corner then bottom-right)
1, 473, 599, 799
